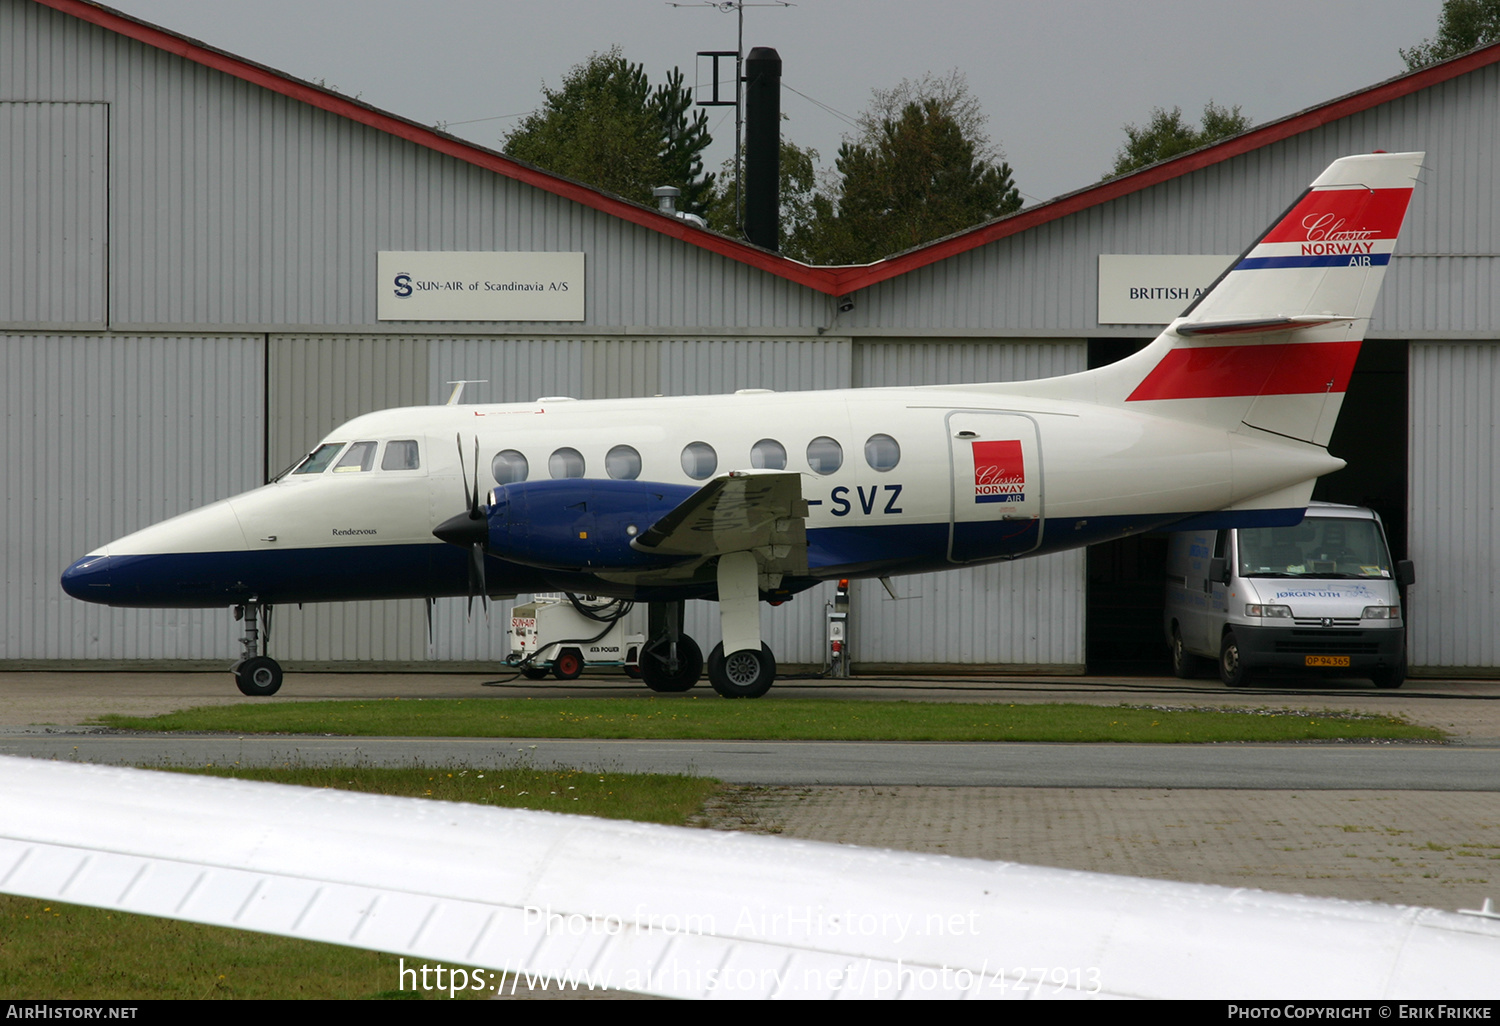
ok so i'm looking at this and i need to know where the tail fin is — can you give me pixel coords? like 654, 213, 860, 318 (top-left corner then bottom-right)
1087, 151, 1422, 445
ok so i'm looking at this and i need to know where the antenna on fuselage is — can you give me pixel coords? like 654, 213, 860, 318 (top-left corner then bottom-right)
444, 380, 489, 405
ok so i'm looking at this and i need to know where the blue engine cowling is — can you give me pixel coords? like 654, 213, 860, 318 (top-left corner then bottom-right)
486, 479, 698, 570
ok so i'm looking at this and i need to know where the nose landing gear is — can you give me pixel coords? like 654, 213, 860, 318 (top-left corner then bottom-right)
230, 601, 283, 696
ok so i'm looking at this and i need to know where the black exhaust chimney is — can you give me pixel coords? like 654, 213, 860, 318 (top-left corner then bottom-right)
743, 46, 781, 251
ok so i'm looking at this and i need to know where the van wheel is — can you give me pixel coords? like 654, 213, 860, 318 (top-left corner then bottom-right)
1172, 628, 1209, 679
1219, 631, 1251, 688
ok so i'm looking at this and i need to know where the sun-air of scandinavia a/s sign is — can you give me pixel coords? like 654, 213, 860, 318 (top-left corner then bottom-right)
377, 252, 585, 321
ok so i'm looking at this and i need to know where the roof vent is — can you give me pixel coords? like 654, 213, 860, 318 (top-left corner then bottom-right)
653, 186, 708, 229
653, 186, 681, 215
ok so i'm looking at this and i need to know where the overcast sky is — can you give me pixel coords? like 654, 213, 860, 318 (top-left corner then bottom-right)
105, 0, 1445, 204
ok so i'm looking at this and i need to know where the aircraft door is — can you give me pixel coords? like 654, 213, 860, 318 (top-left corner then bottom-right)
947, 411, 1043, 563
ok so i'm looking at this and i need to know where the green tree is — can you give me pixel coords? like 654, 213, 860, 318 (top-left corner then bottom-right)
503, 48, 715, 214
1400, 0, 1500, 70
807, 72, 1022, 264
706, 136, 823, 261
1105, 101, 1252, 179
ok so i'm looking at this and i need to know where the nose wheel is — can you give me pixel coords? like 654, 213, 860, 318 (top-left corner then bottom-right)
230, 601, 283, 696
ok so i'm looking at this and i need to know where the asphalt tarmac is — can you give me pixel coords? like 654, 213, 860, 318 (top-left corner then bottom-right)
3, 670, 1499, 913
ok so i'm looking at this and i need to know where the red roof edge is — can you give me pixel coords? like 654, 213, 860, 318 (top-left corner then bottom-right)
35, 2, 1500, 299
824, 40, 1500, 295
38, 0, 847, 293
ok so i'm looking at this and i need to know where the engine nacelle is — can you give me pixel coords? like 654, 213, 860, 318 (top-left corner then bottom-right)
486, 479, 698, 570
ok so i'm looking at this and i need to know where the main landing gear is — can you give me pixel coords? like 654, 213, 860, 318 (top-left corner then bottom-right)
705, 551, 777, 699
638, 550, 781, 698
640, 600, 703, 692
230, 600, 283, 696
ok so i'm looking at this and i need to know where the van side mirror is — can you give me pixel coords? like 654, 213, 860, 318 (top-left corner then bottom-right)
1208, 557, 1230, 585
1396, 560, 1415, 588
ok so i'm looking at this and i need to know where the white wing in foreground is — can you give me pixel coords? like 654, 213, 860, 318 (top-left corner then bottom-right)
1, 756, 1497, 1000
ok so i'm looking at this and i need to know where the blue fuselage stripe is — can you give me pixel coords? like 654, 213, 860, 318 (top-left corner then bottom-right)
62, 507, 1308, 608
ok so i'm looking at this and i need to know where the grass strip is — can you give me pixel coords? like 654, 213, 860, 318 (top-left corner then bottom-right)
95, 697, 1443, 743
1, 764, 715, 1000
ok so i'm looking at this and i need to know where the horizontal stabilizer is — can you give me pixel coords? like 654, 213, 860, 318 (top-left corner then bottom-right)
1175, 315, 1352, 338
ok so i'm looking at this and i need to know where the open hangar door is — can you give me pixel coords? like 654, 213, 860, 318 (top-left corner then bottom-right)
1082, 340, 1408, 674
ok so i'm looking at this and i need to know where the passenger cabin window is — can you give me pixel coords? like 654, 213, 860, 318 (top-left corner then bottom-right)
292, 442, 345, 475
381, 439, 421, 471
751, 438, 786, 470
607, 445, 642, 480
549, 447, 585, 479
806, 436, 843, 475
492, 450, 529, 485
332, 441, 376, 473
864, 433, 900, 472
681, 441, 717, 480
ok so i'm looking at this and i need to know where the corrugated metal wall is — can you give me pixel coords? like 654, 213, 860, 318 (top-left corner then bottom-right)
1408, 342, 1499, 673
0, 101, 107, 326
1, 333, 261, 661
0, 1, 830, 334
849, 340, 1087, 669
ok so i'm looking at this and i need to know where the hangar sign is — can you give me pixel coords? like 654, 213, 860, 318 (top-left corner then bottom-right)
1098, 254, 1234, 324
377, 252, 585, 321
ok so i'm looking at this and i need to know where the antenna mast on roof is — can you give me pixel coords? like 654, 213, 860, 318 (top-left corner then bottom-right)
668, 1, 793, 234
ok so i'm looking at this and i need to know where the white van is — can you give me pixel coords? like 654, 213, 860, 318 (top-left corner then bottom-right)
1163, 503, 1414, 688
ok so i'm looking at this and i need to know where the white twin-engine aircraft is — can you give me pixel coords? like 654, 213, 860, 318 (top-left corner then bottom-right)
61, 152, 1423, 699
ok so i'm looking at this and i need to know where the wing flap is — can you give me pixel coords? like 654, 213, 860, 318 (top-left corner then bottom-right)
632, 470, 808, 559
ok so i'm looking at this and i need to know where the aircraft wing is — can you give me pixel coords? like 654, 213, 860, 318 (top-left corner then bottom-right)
632, 470, 808, 560
2, 756, 1499, 1000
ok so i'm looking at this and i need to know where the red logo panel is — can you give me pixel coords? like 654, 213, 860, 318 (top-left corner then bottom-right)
1260, 188, 1412, 246
973, 439, 1025, 504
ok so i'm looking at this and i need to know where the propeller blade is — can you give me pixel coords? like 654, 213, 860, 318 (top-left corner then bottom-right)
471, 436, 482, 520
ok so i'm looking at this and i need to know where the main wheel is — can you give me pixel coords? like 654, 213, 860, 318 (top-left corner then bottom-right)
519, 665, 551, 681
1219, 631, 1251, 688
551, 648, 584, 681
640, 635, 702, 692
707, 643, 776, 699
233, 655, 283, 697
1171, 627, 1208, 679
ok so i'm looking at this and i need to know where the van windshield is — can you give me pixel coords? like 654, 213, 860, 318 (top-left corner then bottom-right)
1237, 517, 1393, 579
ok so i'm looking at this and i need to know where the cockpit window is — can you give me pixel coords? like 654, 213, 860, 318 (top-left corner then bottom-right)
333, 440, 377, 473
381, 439, 421, 471
292, 442, 345, 475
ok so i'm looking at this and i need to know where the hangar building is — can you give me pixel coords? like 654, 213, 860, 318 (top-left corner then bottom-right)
3, 0, 1497, 676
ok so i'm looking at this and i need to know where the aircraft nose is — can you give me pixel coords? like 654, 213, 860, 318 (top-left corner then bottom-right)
61, 552, 113, 602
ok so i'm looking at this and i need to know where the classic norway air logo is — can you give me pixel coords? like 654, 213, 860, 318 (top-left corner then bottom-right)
972, 440, 1025, 504
1299, 213, 1378, 256
1237, 187, 1413, 271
